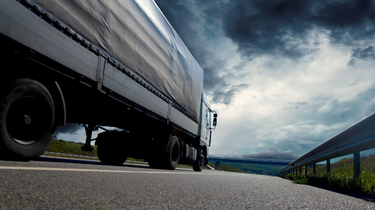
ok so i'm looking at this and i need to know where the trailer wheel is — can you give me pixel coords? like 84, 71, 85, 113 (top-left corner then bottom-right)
97, 144, 127, 166
203, 149, 208, 165
193, 148, 204, 172
164, 135, 180, 170
0, 79, 55, 160
148, 135, 180, 170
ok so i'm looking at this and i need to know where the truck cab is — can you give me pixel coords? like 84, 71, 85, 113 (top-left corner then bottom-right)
197, 93, 217, 167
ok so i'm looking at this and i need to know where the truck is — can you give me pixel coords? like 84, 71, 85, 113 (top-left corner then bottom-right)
0, 0, 217, 171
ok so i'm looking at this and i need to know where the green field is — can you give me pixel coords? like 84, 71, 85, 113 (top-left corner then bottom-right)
283, 155, 375, 196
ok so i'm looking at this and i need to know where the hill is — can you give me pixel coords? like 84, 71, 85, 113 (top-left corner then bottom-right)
208, 161, 282, 176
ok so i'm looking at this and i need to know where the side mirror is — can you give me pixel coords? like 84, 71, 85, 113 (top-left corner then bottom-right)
213, 113, 218, 126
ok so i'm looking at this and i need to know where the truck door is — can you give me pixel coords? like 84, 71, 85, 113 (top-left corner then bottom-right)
205, 105, 211, 143
200, 101, 211, 144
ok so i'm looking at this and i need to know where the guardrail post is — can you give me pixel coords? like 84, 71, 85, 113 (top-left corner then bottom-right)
327, 159, 330, 174
305, 165, 307, 175
215, 162, 220, 170
354, 152, 360, 179
313, 163, 316, 175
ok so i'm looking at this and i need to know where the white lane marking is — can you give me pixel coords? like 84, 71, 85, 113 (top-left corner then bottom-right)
0, 166, 219, 175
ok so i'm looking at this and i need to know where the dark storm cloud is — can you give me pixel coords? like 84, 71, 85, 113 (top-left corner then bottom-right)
155, 0, 375, 105
55, 123, 82, 135
241, 147, 298, 160
155, 0, 247, 105
212, 83, 249, 105
348, 46, 375, 65
218, 0, 375, 59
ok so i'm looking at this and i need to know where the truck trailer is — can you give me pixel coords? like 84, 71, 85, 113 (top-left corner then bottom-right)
0, 0, 217, 171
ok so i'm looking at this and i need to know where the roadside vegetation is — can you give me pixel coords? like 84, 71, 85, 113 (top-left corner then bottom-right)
46, 139, 98, 156
283, 155, 375, 196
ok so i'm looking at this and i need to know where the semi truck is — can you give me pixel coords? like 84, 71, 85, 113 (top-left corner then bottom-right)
0, 0, 217, 171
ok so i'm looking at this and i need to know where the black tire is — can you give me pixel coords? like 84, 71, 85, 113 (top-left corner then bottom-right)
204, 149, 208, 166
164, 135, 180, 170
193, 148, 204, 172
148, 135, 180, 170
97, 144, 127, 166
0, 79, 55, 160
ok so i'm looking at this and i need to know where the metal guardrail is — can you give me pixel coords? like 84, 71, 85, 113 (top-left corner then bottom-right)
280, 112, 375, 178
209, 156, 292, 170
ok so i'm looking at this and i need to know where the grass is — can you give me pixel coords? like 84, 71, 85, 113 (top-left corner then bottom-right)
46, 139, 97, 156
282, 155, 375, 196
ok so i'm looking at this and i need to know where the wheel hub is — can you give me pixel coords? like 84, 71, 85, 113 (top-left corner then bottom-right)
23, 115, 32, 125
6, 95, 51, 144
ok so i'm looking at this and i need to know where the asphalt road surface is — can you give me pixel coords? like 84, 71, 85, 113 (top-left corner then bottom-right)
0, 156, 373, 209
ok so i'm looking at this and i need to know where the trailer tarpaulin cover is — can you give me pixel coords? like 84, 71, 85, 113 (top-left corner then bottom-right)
32, 0, 204, 121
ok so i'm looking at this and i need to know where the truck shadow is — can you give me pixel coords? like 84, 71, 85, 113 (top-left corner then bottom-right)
36, 156, 151, 169
0, 155, 193, 171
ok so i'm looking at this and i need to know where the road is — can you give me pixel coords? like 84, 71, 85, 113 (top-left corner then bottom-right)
0, 156, 373, 209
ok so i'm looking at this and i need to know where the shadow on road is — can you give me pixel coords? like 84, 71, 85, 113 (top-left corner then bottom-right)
36, 156, 195, 172
308, 184, 375, 203
0, 156, 201, 172
35, 156, 152, 169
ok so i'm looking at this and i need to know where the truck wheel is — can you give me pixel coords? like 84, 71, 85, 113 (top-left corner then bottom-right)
97, 144, 127, 165
0, 79, 55, 160
203, 149, 208, 166
193, 148, 204, 172
164, 135, 180, 170
149, 135, 180, 170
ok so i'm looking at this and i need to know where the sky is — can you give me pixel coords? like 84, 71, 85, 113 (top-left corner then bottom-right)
56, 0, 375, 160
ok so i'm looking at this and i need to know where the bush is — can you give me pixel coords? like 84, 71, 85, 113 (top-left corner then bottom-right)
284, 172, 374, 196
283, 155, 375, 196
